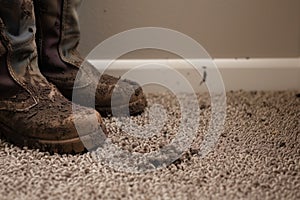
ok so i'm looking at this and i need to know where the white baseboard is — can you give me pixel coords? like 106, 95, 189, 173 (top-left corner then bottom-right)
90, 58, 300, 92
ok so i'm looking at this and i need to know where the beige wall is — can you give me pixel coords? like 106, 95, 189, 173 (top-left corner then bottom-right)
78, 0, 300, 59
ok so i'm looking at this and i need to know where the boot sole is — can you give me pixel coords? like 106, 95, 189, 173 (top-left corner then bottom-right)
0, 122, 96, 155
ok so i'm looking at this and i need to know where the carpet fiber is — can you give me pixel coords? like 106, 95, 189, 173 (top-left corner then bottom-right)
0, 91, 299, 200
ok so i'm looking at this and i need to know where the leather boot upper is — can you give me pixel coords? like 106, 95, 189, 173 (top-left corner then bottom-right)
0, 0, 107, 154
33, 0, 147, 116
0, 0, 39, 111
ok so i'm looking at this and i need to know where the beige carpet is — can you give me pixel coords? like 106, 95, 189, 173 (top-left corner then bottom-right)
0, 91, 299, 200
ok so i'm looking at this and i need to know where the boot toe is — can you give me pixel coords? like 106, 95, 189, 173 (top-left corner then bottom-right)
36, 105, 106, 154
95, 75, 147, 116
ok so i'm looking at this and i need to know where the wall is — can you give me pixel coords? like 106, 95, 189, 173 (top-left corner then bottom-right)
78, 0, 300, 59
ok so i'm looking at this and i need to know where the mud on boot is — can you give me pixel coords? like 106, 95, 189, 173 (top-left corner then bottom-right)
0, 0, 107, 154
33, 0, 147, 117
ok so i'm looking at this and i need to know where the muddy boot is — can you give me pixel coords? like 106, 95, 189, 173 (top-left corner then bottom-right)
33, 0, 147, 117
0, 0, 107, 154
